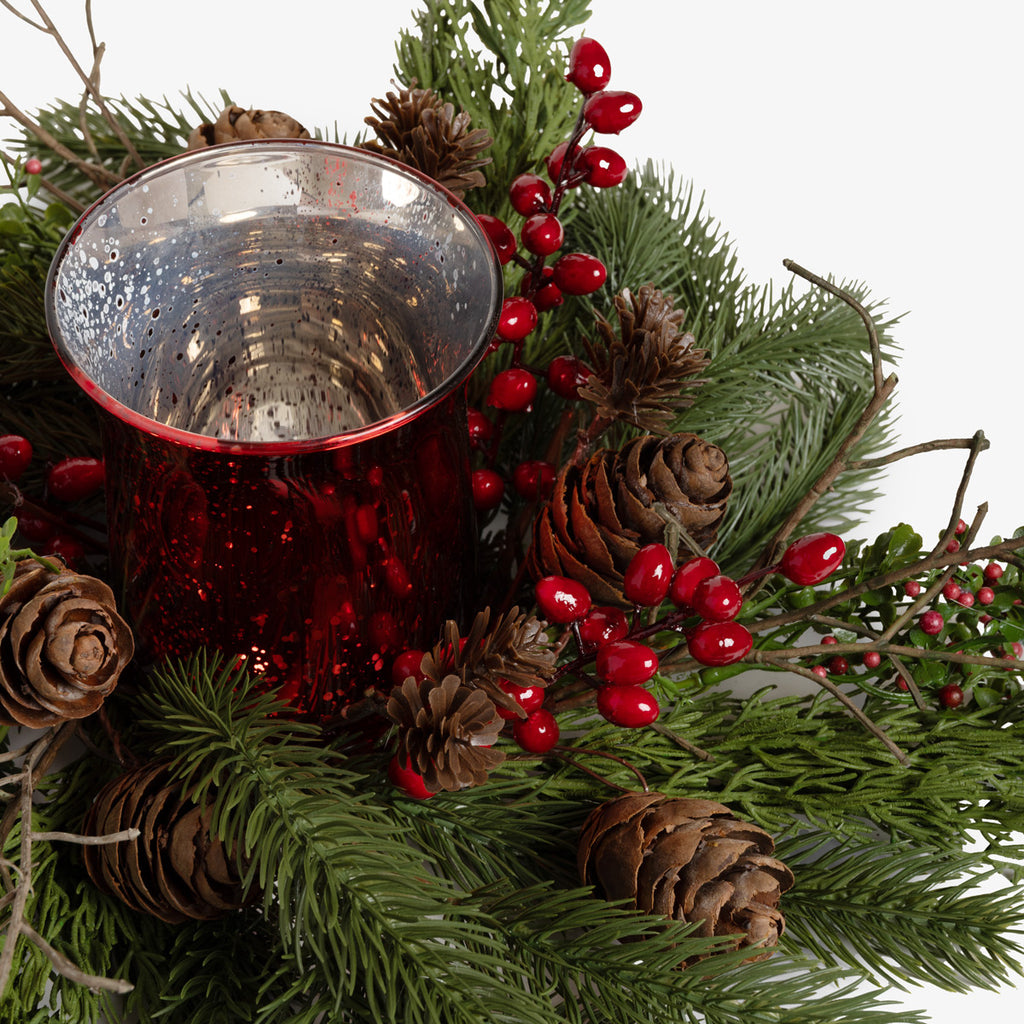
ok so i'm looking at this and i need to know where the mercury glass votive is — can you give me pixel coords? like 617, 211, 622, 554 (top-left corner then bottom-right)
45, 141, 503, 719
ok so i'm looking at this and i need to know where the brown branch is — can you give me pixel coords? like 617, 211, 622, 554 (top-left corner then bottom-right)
19, 921, 134, 995
31, 827, 140, 845
848, 437, 984, 470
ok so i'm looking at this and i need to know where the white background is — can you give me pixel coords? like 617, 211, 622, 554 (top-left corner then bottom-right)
2, 1, 1022, 1021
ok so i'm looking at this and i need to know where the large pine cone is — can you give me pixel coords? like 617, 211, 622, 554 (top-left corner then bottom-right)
0, 560, 133, 727
82, 761, 251, 924
387, 674, 505, 791
528, 434, 732, 605
578, 793, 794, 961
187, 105, 311, 150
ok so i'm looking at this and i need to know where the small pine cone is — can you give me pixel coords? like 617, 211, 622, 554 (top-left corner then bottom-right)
578, 793, 794, 962
361, 82, 492, 198
82, 761, 251, 924
579, 286, 710, 433
0, 560, 134, 727
187, 105, 311, 150
527, 433, 732, 604
387, 674, 505, 791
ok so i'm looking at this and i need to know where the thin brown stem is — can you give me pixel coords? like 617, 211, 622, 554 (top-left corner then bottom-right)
848, 437, 983, 470
552, 746, 649, 793
19, 921, 134, 995
648, 721, 714, 762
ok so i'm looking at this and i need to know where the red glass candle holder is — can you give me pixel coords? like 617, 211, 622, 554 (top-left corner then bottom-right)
45, 142, 502, 720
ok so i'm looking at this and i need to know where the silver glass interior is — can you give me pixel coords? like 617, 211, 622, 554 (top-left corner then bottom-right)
47, 143, 501, 444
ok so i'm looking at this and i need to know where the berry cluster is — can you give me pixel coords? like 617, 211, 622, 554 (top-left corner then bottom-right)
0, 432, 105, 567
470, 37, 641, 513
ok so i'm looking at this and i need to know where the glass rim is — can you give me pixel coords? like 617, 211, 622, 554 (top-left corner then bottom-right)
44, 139, 504, 454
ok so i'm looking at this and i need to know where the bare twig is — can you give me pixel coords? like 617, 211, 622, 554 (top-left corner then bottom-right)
19, 921, 133, 995
848, 437, 984, 470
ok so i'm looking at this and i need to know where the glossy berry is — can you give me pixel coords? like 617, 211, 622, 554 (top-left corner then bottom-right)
983, 563, 1004, 583
623, 543, 673, 606
812, 665, 828, 679
475, 214, 517, 264
534, 279, 563, 312
779, 532, 845, 585
496, 679, 545, 720
863, 650, 882, 669
512, 460, 556, 501
495, 296, 538, 342
938, 683, 964, 709
486, 367, 537, 412
513, 708, 560, 753
827, 655, 850, 675
472, 468, 504, 511
955, 518, 968, 535
545, 141, 581, 182
509, 173, 552, 216
945, 538, 960, 554
546, 355, 592, 399
25, 157, 42, 175
976, 586, 996, 605
597, 684, 659, 728
47, 456, 105, 502
669, 556, 720, 609
391, 648, 426, 686
521, 213, 564, 256
955, 590, 975, 608
46, 534, 85, 568
942, 581, 961, 601
0, 435, 33, 481
596, 639, 659, 685
904, 580, 922, 598
578, 605, 629, 649
919, 610, 944, 636
579, 146, 628, 187
566, 37, 612, 94
821, 635, 838, 645
388, 754, 435, 800
535, 575, 592, 624
13, 514, 53, 542
583, 90, 643, 134
688, 620, 753, 667
552, 252, 607, 295
691, 574, 743, 623
467, 408, 494, 447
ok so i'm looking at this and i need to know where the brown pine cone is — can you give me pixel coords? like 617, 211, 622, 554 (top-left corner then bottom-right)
0, 560, 133, 728
578, 793, 794, 962
82, 761, 251, 924
579, 286, 709, 433
527, 434, 732, 605
186, 105, 311, 150
387, 674, 505, 791
361, 82, 492, 198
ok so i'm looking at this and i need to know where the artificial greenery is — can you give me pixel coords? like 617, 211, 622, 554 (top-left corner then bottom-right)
1, 2, 1023, 1023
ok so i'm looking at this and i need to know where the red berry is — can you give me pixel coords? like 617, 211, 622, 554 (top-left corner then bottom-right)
388, 754, 435, 800
467, 408, 494, 447
552, 252, 607, 295
579, 146, 628, 187
535, 575, 591, 624
566, 37, 612, 94
583, 90, 642, 134
596, 639, 659, 685
0, 435, 33, 481
623, 543, 673, 607
25, 157, 42, 175
534, 280, 563, 312
942, 581, 962, 602
46, 456, 105, 502
945, 538, 960, 554
472, 468, 504, 511
578, 606, 629, 649
669, 556, 720, 609
938, 683, 964, 709
688, 621, 753, 667
691, 574, 743, 623
546, 355, 592, 399
13, 514, 54, 542
863, 650, 882, 669
597, 684, 659, 728
827, 655, 850, 675
486, 367, 537, 412
46, 534, 85, 568
812, 665, 829, 679
955, 590, 975, 608
919, 610, 944, 636
904, 580, 922, 598
512, 460, 556, 501
545, 141, 581, 182
495, 296, 538, 342
955, 518, 968, 535
779, 532, 845, 585
821, 635, 838, 645
509, 173, 552, 216
976, 586, 996, 605
475, 214, 517, 264
513, 708, 560, 753
391, 649, 426, 686
496, 679, 545, 720
521, 213, 564, 256
983, 563, 1004, 583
